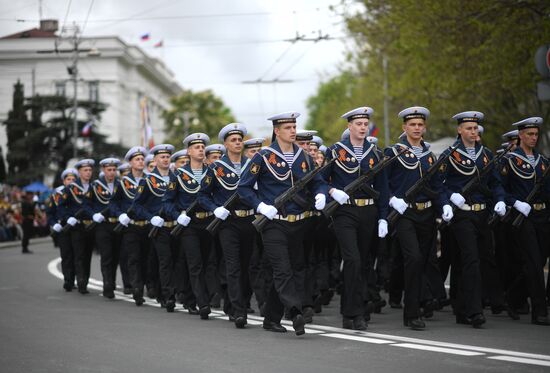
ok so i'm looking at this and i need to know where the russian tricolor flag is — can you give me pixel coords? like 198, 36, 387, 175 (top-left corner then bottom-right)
140, 33, 150, 41
81, 120, 93, 136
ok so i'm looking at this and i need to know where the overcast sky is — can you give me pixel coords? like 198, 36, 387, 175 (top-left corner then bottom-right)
0, 0, 356, 139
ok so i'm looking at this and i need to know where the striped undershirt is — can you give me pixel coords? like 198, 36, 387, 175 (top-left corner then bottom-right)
465, 147, 476, 161
527, 155, 535, 166
411, 146, 423, 159
191, 169, 204, 183
353, 146, 364, 162
283, 152, 294, 167
233, 162, 242, 176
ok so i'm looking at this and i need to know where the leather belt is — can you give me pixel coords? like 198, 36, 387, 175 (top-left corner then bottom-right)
532, 203, 546, 211
130, 220, 148, 226
344, 198, 375, 207
408, 201, 432, 210
459, 203, 486, 211
272, 211, 314, 223
108, 217, 118, 223
163, 221, 175, 228
194, 212, 213, 219
232, 209, 255, 218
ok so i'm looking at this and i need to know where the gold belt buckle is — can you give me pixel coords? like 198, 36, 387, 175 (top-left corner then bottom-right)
287, 215, 297, 223
355, 199, 366, 207
472, 204, 481, 211
533, 203, 545, 211
195, 212, 205, 219
415, 202, 424, 211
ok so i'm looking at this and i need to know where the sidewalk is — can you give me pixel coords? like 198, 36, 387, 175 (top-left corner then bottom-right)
0, 236, 53, 250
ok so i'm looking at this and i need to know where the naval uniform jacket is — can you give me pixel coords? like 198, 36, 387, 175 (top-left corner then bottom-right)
110, 173, 142, 217
87, 177, 118, 218
199, 154, 251, 212
163, 163, 210, 221
323, 137, 389, 220
439, 139, 505, 205
500, 147, 550, 206
238, 141, 328, 215
384, 137, 448, 212
57, 178, 93, 224
45, 186, 64, 227
131, 167, 172, 222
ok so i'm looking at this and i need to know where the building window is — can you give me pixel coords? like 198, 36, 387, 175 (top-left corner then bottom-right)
55, 81, 66, 97
89, 81, 99, 102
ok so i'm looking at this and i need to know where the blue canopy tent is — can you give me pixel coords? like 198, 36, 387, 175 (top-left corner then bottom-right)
22, 181, 49, 193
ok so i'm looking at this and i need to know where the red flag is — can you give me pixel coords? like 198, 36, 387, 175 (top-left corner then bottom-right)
140, 33, 150, 41
154, 40, 163, 48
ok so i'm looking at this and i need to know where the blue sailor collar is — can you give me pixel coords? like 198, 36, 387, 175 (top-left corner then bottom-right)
506, 147, 540, 179
174, 163, 208, 194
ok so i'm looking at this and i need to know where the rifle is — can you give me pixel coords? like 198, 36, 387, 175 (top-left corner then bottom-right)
61, 208, 86, 233
387, 142, 460, 226
511, 162, 550, 227
322, 148, 406, 218
252, 157, 336, 232
113, 206, 134, 233
206, 193, 240, 235
170, 199, 200, 237
439, 142, 514, 228
148, 206, 165, 238
85, 206, 111, 231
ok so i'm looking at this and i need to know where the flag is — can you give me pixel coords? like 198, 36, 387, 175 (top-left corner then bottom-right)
140, 97, 155, 148
154, 40, 163, 48
81, 120, 93, 137
140, 33, 150, 41
368, 122, 379, 137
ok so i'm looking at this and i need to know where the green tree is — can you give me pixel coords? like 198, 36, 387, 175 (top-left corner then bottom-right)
307, 0, 550, 149
2, 80, 125, 185
162, 89, 236, 147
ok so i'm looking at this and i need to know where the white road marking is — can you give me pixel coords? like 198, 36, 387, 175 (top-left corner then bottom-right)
47, 257, 550, 367
391, 343, 485, 356
487, 356, 550, 367
322, 333, 393, 344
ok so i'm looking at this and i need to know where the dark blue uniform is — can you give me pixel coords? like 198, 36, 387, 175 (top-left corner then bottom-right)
500, 148, 549, 321
238, 141, 327, 327
89, 177, 124, 297
385, 138, 447, 325
57, 179, 94, 293
163, 164, 211, 315
200, 154, 256, 321
439, 140, 505, 322
323, 137, 389, 323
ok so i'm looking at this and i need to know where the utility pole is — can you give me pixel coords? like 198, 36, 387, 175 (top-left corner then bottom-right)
383, 54, 390, 147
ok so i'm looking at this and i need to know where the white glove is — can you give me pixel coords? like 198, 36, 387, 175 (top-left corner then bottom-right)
450, 193, 466, 208
257, 202, 278, 220
378, 219, 388, 238
441, 204, 453, 222
118, 213, 130, 227
52, 223, 62, 233
494, 201, 506, 217
150, 216, 164, 227
513, 200, 531, 217
177, 213, 191, 227
315, 193, 326, 210
214, 206, 230, 220
67, 217, 77, 226
92, 213, 105, 223
330, 188, 349, 205
389, 196, 408, 215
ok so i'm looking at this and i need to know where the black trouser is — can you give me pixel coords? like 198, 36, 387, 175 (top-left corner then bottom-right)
449, 209, 500, 317
95, 222, 122, 292
58, 230, 75, 286
218, 215, 256, 318
332, 204, 377, 318
302, 215, 319, 308
118, 234, 132, 290
152, 227, 177, 302
147, 232, 160, 297
394, 207, 439, 320
22, 218, 33, 251
260, 219, 307, 323
248, 232, 267, 307
507, 210, 549, 318
205, 236, 224, 303
312, 215, 333, 294
388, 237, 404, 304
123, 224, 151, 294
179, 218, 213, 308
70, 224, 94, 289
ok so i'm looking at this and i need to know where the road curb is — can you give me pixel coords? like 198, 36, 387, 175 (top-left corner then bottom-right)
0, 236, 52, 250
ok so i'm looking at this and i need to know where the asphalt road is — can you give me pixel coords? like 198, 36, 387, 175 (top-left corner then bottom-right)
1, 239, 549, 373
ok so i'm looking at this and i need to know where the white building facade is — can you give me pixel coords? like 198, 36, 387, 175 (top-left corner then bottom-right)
0, 21, 182, 164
